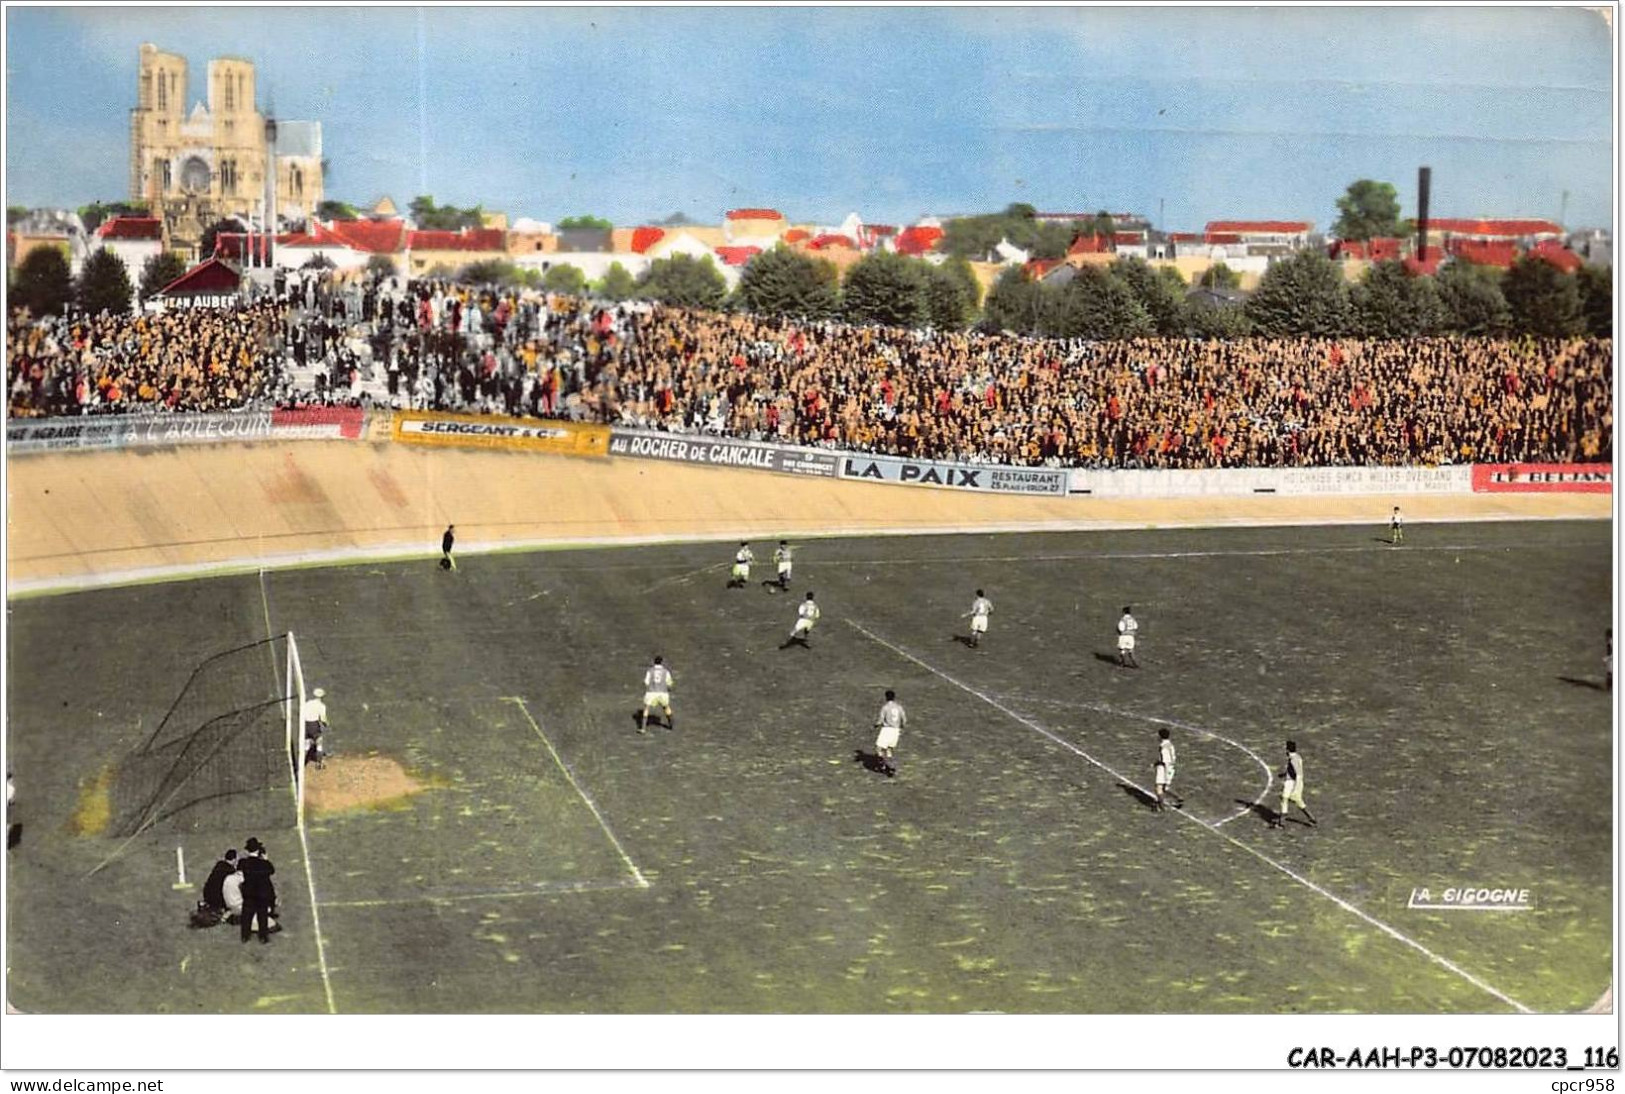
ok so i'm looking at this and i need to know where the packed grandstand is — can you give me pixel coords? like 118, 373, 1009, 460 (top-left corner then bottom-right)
7, 278, 1612, 470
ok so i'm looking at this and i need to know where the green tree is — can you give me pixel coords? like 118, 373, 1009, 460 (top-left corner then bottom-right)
76, 249, 134, 315
921, 262, 977, 330
1435, 262, 1510, 335
738, 245, 839, 319
410, 195, 484, 231
317, 199, 361, 221
138, 251, 189, 302
980, 266, 1046, 334
459, 258, 519, 285
635, 253, 727, 309
941, 203, 1082, 261
7, 205, 28, 225
365, 253, 399, 278
1333, 179, 1404, 242
1244, 251, 1351, 336
1184, 296, 1254, 339
541, 263, 588, 295
1110, 257, 1185, 334
13, 245, 73, 317
1502, 255, 1584, 336
1045, 265, 1153, 339
841, 250, 928, 328
598, 261, 637, 301
1197, 262, 1242, 290
1350, 260, 1448, 337
1575, 264, 1612, 338
557, 214, 614, 231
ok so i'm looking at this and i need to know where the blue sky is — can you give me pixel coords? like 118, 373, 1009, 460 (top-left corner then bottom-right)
4, 5, 1615, 231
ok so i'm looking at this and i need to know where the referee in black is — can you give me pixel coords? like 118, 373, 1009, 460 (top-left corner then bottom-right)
238, 838, 277, 944
441, 524, 457, 571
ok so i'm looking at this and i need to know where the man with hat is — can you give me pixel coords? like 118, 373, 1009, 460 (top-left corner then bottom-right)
237, 838, 278, 944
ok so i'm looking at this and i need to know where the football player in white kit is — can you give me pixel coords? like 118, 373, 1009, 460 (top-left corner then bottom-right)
963, 589, 993, 648
1389, 506, 1405, 546
873, 689, 906, 778
769, 540, 794, 591
728, 541, 755, 589
1269, 740, 1318, 829
784, 590, 821, 648
640, 656, 674, 733
1154, 727, 1183, 811
1116, 606, 1140, 669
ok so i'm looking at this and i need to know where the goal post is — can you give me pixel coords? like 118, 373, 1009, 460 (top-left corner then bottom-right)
286, 630, 309, 829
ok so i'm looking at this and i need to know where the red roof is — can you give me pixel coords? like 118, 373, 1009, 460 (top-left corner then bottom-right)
1529, 240, 1583, 273
726, 208, 784, 221
1168, 231, 1203, 243
1402, 252, 1444, 277
895, 224, 944, 256
1205, 220, 1312, 235
783, 228, 811, 244
97, 216, 163, 241
1330, 237, 1403, 262
156, 258, 242, 297
1429, 218, 1562, 238
864, 224, 897, 236
807, 233, 856, 251
407, 228, 506, 252
1368, 238, 1402, 261
1025, 258, 1061, 278
714, 246, 761, 267
630, 227, 666, 254
1203, 232, 1243, 245
1447, 239, 1518, 268
1068, 234, 1111, 255
279, 220, 406, 253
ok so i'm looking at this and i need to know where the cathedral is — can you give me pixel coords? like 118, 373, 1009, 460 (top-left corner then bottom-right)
129, 43, 323, 256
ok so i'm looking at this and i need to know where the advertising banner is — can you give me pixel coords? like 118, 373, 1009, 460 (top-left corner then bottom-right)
838, 453, 1068, 495
7, 412, 276, 452
271, 405, 367, 439
607, 430, 839, 478
392, 411, 610, 457
1470, 463, 1612, 493
1067, 464, 1472, 497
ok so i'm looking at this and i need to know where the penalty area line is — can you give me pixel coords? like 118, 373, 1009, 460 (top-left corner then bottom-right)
506, 697, 649, 889
843, 616, 1534, 1015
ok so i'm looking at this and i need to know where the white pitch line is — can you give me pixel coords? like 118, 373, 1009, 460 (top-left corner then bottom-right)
843, 617, 1534, 1015
997, 692, 1272, 826
809, 542, 1532, 567
260, 569, 338, 1015
319, 876, 648, 909
640, 559, 729, 594
507, 697, 650, 889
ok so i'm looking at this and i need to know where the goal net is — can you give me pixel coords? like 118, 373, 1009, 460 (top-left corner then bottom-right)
107, 632, 308, 841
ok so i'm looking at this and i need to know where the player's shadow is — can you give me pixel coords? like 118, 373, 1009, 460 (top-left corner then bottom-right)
951, 634, 976, 648
630, 709, 671, 731
852, 749, 889, 775
1117, 783, 1159, 810
6, 822, 20, 850
779, 637, 808, 650
1558, 675, 1609, 692
1232, 798, 1278, 824
1093, 652, 1124, 666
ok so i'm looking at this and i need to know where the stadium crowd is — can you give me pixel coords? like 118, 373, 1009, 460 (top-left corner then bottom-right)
7, 278, 1612, 468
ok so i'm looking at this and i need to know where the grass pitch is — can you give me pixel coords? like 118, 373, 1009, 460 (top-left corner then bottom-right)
5, 520, 1612, 1013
